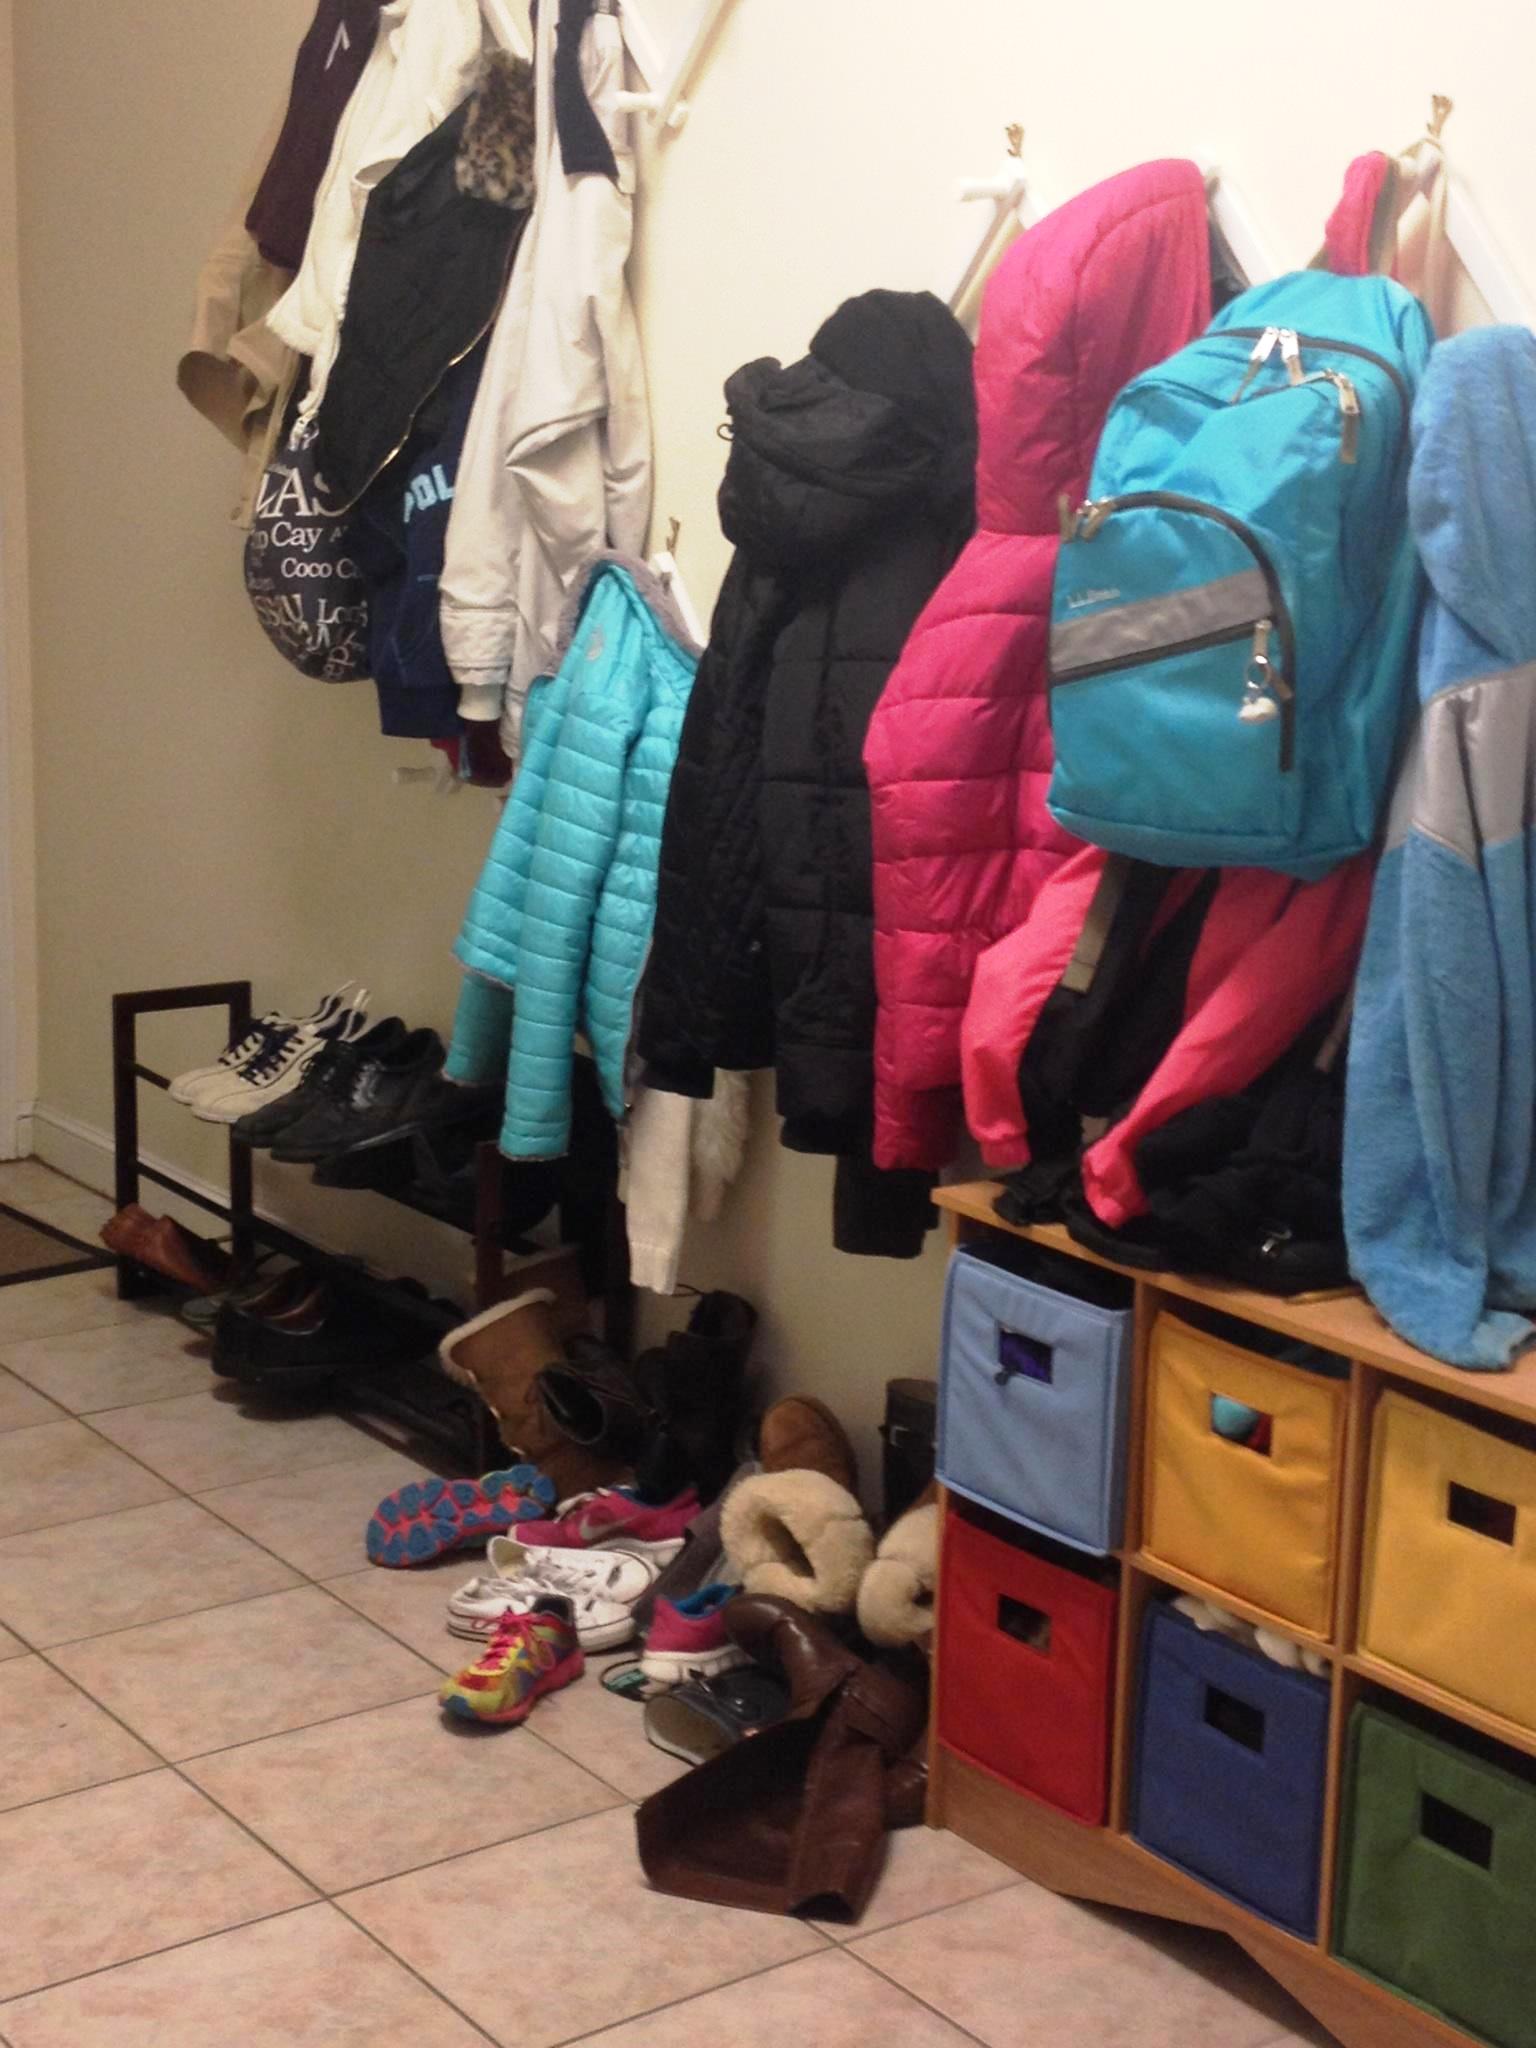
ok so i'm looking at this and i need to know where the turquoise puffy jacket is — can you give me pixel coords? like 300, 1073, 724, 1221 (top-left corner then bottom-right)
447, 559, 700, 1158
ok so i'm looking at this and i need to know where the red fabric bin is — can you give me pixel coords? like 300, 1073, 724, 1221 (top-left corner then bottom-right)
937, 1504, 1118, 1824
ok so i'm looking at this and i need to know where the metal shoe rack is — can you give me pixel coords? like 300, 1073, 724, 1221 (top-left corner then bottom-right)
110, 981, 633, 1468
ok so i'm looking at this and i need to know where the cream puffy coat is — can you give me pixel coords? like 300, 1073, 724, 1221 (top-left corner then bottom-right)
438, 0, 651, 758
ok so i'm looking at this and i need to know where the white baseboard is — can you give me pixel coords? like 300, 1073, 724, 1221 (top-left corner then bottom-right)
26, 1100, 480, 1303
26, 1102, 345, 1249
8, 1099, 36, 1163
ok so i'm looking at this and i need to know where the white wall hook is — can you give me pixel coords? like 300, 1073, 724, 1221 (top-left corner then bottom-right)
479, 0, 531, 60
1198, 155, 1279, 286
392, 761, 462, 797
649, 517, 708, 647
948, 123, 1040, 316
1398, 98, 1535, 330
614, 0, 733, 132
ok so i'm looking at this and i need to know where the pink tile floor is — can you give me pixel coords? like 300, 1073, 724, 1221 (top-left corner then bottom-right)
0, 1164, 1333, 2047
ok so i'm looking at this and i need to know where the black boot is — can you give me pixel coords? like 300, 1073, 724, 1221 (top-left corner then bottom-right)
535, 1335, 656, 1464
632, 1292, 757, 1506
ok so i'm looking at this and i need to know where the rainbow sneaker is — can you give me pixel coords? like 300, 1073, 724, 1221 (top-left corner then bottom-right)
366, 1464, 558, 1567
439, 1596, 583, 1726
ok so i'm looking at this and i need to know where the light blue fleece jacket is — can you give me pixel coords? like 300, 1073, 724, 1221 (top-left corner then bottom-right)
447, 558, 700, 1159
1344, 326, 1536, 1369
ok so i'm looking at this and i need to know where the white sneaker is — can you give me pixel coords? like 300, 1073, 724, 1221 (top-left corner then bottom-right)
447, 1538, 661, 1650
192, 998, 370, 1125
171, 983, 363, 1106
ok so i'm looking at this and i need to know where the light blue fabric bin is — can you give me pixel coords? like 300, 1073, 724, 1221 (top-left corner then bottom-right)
938, 1247, 1133, 1555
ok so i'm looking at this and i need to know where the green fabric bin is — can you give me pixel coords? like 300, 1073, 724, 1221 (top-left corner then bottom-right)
1335, 1703, 1536, 2048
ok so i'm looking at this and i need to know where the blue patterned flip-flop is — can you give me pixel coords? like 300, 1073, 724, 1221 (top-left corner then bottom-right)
365, 1464, 558, 1567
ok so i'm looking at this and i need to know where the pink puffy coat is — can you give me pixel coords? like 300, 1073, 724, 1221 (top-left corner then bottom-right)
962, 847, 1375, 1227
863, 160, 1212, 1172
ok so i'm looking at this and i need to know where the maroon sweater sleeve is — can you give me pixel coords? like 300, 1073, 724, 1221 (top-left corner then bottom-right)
245, 0, 383, 273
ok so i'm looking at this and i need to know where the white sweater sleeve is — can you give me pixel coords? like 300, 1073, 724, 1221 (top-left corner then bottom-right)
624, 1084, 694, 1297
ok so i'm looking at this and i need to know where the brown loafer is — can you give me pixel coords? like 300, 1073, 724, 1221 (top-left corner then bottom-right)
102, 1207, 234, 1294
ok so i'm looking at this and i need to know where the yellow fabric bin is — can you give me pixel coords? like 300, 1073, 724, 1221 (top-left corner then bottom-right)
1143, 1312, 1346, 1634
1360, 1390, 1536, 1732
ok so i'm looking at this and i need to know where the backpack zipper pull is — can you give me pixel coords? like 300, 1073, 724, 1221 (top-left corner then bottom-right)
1076, 499, 1113, 540
1233, 326, 1279, 400
1279, 329, 1304, 384
1323, 371, 1361, 462
1238, 619, 1282, 724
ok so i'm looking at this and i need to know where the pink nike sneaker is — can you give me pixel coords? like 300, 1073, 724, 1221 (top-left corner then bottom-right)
514, 1485, 699, 1559
640, 1582, 748, 1685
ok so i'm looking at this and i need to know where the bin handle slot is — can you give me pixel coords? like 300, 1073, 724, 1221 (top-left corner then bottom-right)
1203, 1684, 1266, 1752
1210, 1394, 1272, 1456
1447, 1481, 1517, 1546
997, 1594, 1052, 1654
996, 1326, 1054, 1388
1421, 1792, 1494, 1869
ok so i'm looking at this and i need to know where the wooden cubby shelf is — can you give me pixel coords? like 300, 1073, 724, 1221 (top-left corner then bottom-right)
926, 1180, 1528, 2048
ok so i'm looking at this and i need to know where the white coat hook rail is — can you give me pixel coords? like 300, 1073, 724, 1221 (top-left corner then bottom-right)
614, 0, 735, 132
649, 518, 708, 646
1399, 96, 1535, 330
948, 122, 1039, 315
1196, 156, 1278, 286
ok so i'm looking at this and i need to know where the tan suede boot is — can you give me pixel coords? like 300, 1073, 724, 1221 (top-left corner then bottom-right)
438, 1288, 623, 1498
756, 1395, 858, 1495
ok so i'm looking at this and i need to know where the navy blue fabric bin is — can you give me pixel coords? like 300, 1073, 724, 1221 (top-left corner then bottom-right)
1133, 1604, 1331, 1935
938, 1247, 1133, 1554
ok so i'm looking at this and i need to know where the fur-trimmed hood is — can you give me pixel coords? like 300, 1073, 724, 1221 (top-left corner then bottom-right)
456, 49, 537, 211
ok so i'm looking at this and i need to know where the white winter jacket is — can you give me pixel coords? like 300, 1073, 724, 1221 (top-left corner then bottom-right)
439, 0, 651, 756
266, 0, 486, 418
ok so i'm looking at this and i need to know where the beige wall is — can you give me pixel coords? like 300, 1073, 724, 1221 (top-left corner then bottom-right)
10, 0, 1536, 1472
0, 0, 39, 1138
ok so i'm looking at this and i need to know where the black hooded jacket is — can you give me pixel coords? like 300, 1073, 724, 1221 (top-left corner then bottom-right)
637, 291, 976, 1253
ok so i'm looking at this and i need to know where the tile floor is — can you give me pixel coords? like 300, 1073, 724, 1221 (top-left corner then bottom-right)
0, 1161, 1334, 2047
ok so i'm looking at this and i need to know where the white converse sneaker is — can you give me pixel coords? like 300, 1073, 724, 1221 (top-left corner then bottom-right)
447, 1538, 662, 1650
192, 996, 370, 1126
171, 983, 364, 1105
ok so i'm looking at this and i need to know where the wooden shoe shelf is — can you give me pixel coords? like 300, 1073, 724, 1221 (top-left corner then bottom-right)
108, 982, 633, 1468
928, 1181, 1536, 2048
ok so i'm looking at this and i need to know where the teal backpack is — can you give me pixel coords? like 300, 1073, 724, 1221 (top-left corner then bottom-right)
1046, 273, 1434, 878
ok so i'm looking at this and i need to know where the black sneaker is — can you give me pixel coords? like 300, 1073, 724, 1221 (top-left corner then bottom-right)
232, 1018, 408, 1148
642, 1665, 791, 1765
228, 1283, 450, 1388
270, 1027, 447, 1165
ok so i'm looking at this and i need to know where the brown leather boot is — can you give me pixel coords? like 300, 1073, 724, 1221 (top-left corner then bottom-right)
756, 1395, 858, 1494
438, 1289, 623, 1499
636, 1593, 929, 1920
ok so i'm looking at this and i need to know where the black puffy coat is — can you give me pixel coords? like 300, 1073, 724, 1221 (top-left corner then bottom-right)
638, 291, 975, 1253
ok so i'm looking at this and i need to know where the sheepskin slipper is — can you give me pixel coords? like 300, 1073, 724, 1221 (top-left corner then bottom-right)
721, 1469, 874, 1615
857, 1501, 938, 1648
